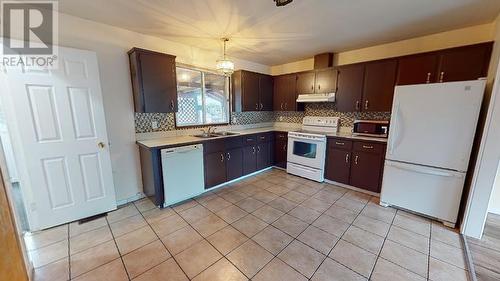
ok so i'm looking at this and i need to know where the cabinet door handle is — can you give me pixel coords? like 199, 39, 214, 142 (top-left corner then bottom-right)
365, 100, 369, 110
260, 103, 263, 110
257, 146, 261, 153
355, 101, 360, 111
318, 84, 321, 91
345, 153, 349, 163
252, 146, 256, 154
311, 84, 314, 90
255, 103, 259, 110
362, 145, 374, 149
335, 142, 344, 146
439, 72, 445, 83
284, 102, 287, 109
170, 100, 175, 110
354, 155, 359, 165
220, 153, 224, 162
280, 103, 283, 110
426, 72, 431, 83
283, 144, 287, 151
227, 152, 231, 161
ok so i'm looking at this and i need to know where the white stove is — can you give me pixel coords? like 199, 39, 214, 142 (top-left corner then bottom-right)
287, 117, 339, 182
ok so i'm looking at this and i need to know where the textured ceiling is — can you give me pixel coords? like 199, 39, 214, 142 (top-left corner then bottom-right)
57, 0, 500, 66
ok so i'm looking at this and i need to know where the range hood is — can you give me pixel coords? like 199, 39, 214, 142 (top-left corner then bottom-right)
296, 92, 335, 103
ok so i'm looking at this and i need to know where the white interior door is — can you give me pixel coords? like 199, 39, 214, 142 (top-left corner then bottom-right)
0, 46, 116, 230
387, 80, 485, 172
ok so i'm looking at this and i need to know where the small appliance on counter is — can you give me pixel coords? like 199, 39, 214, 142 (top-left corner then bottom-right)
353, 120, 390, 138
287, 116, 339, 182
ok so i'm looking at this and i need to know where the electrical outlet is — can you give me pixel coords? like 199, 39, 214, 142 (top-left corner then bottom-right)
279, 116, 284, 121
232, 117, 237, 123
151, 121, 158, 129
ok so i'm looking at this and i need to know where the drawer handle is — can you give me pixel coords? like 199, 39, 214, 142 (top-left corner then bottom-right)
362, 145, 374, 149
260, 136, 265, 140
246, 138, 253, 142
335, 142, 345, 145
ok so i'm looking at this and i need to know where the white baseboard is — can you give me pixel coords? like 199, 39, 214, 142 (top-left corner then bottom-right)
116, 192, 146, 207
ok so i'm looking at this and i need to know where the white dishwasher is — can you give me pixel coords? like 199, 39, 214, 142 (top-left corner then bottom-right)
161, 144, 205, 207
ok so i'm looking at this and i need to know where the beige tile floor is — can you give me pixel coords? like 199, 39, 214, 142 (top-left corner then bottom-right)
28, 168, 470, 281
467, 213, 500, 281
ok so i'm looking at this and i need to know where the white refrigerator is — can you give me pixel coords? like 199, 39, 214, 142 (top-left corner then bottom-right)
380, 80, 486, 227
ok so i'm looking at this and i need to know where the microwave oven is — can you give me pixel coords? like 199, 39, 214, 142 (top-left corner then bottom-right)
353, 120, 390, 138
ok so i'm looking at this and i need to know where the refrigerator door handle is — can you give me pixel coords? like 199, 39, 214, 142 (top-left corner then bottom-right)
389, 102, 401, 155
387, 162, 462, 178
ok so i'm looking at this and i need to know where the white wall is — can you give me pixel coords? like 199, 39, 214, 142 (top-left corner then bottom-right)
57, 13, 269, 202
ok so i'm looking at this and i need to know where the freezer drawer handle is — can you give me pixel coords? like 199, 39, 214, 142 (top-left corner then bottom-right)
388, 163, 461, 178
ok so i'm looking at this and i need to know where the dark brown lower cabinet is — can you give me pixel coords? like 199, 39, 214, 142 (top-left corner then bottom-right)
204, 151, 226, 189
274, 132, 288, 168
325, 148, 350, 185
325, 138, 386, 193
226, 148, 243, 181
349, 151, 383, 193
243, 145, 257, 175
256, 142, 270, 170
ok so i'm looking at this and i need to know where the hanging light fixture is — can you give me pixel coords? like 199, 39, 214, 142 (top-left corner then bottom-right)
216, 38, 234, 76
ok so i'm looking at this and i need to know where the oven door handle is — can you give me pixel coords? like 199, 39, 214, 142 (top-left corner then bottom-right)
288, 136, 325, 144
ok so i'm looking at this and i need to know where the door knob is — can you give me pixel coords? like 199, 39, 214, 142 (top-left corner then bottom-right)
98, 142, 106, 148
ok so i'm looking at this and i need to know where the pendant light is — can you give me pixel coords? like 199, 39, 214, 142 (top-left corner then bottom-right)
216, 38, 234, 76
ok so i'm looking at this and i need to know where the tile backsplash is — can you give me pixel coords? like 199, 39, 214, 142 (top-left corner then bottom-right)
135, 103, 391, 133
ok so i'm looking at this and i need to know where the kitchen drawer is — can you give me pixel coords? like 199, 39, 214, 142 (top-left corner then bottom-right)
203, 139, 225, 154
329, 138, 353, 150
257, 132, 274, 143
353, 141, 385, 154
224, 136, 243, 150
275, 131, 288, 141
243, 134, 257, 145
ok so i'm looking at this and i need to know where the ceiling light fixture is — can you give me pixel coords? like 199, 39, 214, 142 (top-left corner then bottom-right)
274, 0, 293, 7
216, 38, 234, 76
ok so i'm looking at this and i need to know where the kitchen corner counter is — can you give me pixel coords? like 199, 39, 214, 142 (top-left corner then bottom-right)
136, 126, 294, 149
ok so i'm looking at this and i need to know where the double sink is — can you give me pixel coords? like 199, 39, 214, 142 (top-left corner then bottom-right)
192, 131, 240, 139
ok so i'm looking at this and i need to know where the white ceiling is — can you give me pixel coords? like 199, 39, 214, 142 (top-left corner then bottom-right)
57, 0, 500, 66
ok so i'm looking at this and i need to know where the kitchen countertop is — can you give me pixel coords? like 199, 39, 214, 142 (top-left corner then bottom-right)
137, 126, 387, 149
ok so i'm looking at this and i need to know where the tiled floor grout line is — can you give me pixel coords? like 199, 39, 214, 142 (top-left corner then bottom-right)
135, 204, 192, 281
104, 217, 132, 281
321, 195, 374, 280
168, 204, 249, 280
366, 206, 398, 281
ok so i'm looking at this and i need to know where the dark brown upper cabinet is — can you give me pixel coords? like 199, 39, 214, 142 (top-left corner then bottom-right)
232, 70, 273, 112
397, 53, 439, 85
336, 64, 365, 112
128, 48, 177, 113
396, 42, 493, 85
362, 59, 398, 112
315, 68, 338, 93
296, 71, 316, 94
437, 43, 493, 83
273, 74, 302, 111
